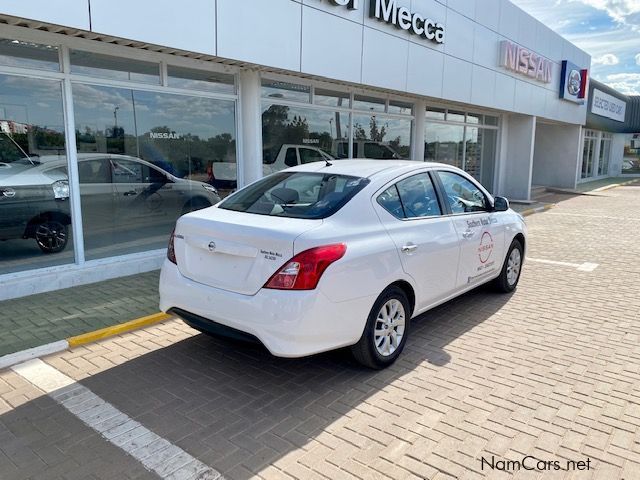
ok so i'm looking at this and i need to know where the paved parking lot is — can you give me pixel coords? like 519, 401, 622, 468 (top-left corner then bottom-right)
1, 181, 639, 480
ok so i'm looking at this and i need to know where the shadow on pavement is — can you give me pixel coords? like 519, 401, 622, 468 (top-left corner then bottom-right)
1, 284, 513, 480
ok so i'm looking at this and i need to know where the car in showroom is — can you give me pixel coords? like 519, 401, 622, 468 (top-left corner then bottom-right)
0, 149, 220, 253
160, 160, 526, 368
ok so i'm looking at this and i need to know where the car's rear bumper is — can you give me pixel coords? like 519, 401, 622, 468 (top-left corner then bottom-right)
159, 260, 375, 357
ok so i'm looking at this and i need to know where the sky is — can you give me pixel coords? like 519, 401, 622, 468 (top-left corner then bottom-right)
510, 0, 640, 95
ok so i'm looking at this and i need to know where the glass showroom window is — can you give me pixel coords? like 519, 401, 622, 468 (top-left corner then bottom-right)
261, 78, 415, 175
262, 103, 348, 176
0, 72, 73, 275
598, 132, 612, 176
424, 109, 499, 191
622, 133, 640, 175
581, 129, 598, 179
72, 83, 236, 261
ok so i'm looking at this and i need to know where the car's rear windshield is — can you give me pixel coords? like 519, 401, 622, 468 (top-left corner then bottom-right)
218, 171, 370, 219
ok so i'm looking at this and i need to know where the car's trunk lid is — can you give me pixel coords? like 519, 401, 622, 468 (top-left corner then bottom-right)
175, 207, 321, 295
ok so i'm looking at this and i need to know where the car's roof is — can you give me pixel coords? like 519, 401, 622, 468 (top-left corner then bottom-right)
286, 159, 454, 179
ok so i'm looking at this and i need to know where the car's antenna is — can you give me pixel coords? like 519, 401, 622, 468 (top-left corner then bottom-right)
325, 159, 333, 167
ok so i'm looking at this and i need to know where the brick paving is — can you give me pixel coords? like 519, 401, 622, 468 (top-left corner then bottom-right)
1, 180, 640, 479
0, 271, 160, 356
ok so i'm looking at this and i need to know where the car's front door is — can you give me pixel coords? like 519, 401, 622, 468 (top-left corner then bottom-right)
374, 171, 461, 311
435, 170, 505, 289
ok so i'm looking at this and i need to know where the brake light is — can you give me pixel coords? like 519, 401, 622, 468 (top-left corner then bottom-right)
167, 228, 177, 264
264, 244, 346, 290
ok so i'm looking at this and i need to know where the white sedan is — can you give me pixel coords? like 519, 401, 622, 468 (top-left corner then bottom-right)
159, 160, 526, 368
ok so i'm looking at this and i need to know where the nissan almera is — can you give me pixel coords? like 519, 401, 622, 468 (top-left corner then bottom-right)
159, 160, 526, 369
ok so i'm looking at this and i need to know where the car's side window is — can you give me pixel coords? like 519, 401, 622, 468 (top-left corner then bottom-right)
111, 159, 143, 183
377, 185, 404, 219
299, 148, 325, 164
437, 171, 488, 214
377, 173, 442, 220
78, 159, 111, 184
284, 148, 298, 167
396, 173, 442, 218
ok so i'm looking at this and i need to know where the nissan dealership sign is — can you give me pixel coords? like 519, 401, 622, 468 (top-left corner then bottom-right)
499, 41, 552, 83
329, 0, 445, 44
591, 88, 626, 122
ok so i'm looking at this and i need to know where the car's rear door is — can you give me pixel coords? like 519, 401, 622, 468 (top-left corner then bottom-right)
373, 170, 460, 311
434, 169, 505, 289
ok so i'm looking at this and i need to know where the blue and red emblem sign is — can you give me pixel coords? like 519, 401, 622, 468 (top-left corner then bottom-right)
559, 61, 588, 104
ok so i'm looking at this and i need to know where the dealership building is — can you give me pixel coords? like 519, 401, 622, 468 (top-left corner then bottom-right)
0, 0, 637, 299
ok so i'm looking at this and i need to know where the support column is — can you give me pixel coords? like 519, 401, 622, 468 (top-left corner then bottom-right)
237, 70, 263, 186
412, 99, 426, 161
497, 114, 536, 201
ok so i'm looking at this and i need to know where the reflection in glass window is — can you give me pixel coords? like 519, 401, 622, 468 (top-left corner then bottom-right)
0, 39, 59, 71
485, 115, 499, 126
353, 95, 385, 113
73, 83, 236, 260
261, 79, 310, 102
167, 66, 235, 94
0, 74, 72, 275
314, 88, 350, 108
352, 114, 411, 160
262, 104, 347, 175
426, 108, 445, 120
447, 110, 466, 123
70, 50, 160, 84
622, 134, 640, 174
424, 110, 498, 191
425, 123, 464, 169
388, 100, 413, 115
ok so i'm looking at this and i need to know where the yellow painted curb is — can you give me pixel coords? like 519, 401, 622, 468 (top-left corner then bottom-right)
591, 179, 638, 193
67, 312, 172, 348
520, 203, 555, 217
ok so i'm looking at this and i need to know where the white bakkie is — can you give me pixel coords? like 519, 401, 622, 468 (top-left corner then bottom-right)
159, 160, 527, 369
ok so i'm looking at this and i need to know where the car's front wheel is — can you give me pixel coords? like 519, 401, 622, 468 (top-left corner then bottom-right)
351, 286, 411, 369
35, 220, 68, 253
493, 239, 523, 293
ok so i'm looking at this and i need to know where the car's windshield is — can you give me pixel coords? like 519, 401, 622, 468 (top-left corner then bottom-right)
218, 171, 370, 219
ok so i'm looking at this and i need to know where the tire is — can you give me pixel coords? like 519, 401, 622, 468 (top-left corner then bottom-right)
182, 197, 211, 215
493, 239, 523, 293
35, 220, 68, 253
351, 286, 411, 369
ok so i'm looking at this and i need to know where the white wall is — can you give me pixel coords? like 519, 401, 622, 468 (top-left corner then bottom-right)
0, 0, 590, 125
532, 123, 581, 189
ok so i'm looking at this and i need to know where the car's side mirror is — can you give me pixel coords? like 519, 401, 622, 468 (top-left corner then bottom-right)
493, 196, 509, 212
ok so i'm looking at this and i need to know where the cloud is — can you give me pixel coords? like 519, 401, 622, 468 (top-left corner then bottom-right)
636, 53, 640, 65
604, 73, 640, 95
570, 0, 640, 28
593, 53, 620, 65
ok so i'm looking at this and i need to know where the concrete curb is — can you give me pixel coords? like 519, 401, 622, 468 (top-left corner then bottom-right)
519, 204, 555, 217
0, 312, 172, 371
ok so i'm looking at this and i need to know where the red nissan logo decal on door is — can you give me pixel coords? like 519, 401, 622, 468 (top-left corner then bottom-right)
478, 231, 494, 264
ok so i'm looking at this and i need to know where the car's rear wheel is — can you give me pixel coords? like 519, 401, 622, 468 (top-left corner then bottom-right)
493, 239, 523, 293
35, 220, 68, 253
351, 286, 411, 369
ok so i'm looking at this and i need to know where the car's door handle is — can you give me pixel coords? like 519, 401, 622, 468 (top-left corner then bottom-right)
401, 243, 418, 253
462, 230, 474, 239
123, 191, 138, 196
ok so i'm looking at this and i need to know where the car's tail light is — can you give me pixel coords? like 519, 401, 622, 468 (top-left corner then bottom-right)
167, 228, 177, 264
264, 244, 346, 290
